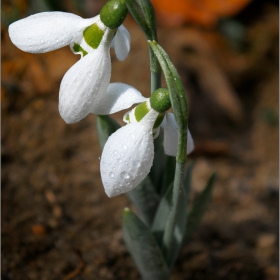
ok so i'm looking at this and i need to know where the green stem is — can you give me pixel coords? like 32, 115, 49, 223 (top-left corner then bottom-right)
148, 40, 189, 264
149, 45, 161, 93
163, 162, 184, 264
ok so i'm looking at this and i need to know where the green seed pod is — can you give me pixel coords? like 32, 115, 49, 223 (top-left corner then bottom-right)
100, 0, 128, 29
150, 88, 171, 113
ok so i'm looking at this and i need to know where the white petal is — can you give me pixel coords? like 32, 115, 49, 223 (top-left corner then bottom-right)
8, 12, 98, 53
92, 83, 147, 115
59, 47, 111, 124
163, 113, 194, 156
100, 110, 157, 197
111, 25, 130, 61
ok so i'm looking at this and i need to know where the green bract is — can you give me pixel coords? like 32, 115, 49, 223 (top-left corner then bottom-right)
150, 88, 171, 113
100, 0, 128, 29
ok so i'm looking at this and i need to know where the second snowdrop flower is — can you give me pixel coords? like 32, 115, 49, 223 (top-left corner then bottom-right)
101, 88, 194, 197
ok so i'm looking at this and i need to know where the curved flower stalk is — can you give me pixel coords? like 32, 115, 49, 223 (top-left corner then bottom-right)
100, 88, 194, 197
8, 1, 137, 124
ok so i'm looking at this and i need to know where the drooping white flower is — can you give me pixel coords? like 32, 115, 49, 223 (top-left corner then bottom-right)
100, 89, 195, 197
8, 11, 139, 124
101, 109, 158, 197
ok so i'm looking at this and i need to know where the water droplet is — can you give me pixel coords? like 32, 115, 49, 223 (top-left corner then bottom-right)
133, 160, 141, 168
121, 171, 131, 180
98, 157, 101, 160
109, 172, 114, 178
118, 158, 122, 163
123, 145, 127, 150
114, 150, 118, 155
121, 153, 124, 157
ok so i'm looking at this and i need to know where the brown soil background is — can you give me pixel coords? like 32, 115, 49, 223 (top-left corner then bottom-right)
2, 2, 279, 279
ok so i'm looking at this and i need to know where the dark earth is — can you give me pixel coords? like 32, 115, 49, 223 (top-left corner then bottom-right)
2, 1, 278, 279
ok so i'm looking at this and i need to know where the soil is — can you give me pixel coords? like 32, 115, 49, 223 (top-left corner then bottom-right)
2, 2, 279, 280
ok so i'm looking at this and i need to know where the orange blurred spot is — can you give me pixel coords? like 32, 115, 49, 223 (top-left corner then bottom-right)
32, 224, 46, 236
151, 0, 251, 27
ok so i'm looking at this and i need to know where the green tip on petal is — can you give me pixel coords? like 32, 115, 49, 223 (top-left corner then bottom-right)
100, 0, 128, 29
134, 101, 150, 122
150, 88, 171, 113
72, 43, 88, 56
83, 23, 105, 49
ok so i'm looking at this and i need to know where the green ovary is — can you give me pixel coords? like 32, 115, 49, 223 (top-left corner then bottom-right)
83, 23, 104, 49
73, 43, 88, 56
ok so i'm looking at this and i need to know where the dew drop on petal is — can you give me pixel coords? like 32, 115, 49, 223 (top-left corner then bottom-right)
133, 160, 141, 168
114, 150, 118, 155
121, 171, 130, 180
109, 172, 115, 178
118, 158, 122, 163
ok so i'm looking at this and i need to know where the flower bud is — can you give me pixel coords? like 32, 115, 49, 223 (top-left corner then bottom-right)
100, 0, 128, 29
150, 88, 171, 113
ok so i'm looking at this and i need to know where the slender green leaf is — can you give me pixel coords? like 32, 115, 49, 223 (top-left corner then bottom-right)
96, 115, 120, 150
125, 0, 152, 40
125, 0, 157, 40
122, 208, 170, 280
136, 0, 157, 40
126, 175, 160, 227
151, 182, 187, 268
184, 173, 216, 244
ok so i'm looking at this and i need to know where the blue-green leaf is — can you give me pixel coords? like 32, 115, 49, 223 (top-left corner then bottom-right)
122, 208, 170, 280
184, 172, 216, 244
126, 175, 160, 227
96, 115, 120, 150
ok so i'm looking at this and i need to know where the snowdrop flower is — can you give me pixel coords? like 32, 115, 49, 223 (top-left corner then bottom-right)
100, 88, 194, 197
8, 0, 140, 123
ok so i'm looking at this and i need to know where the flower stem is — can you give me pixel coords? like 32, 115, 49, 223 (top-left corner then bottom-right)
149, 45, 161, 93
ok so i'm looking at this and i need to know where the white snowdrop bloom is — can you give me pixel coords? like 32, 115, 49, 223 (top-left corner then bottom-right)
101, 88, 195, 197
8, 6, 136, 124
101, 109, 158, 197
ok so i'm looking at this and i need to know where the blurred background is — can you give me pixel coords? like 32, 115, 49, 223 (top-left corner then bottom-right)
1, 0, 279, 279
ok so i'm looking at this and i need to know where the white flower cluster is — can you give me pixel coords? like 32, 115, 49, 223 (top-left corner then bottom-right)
9, 10, 194, 198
